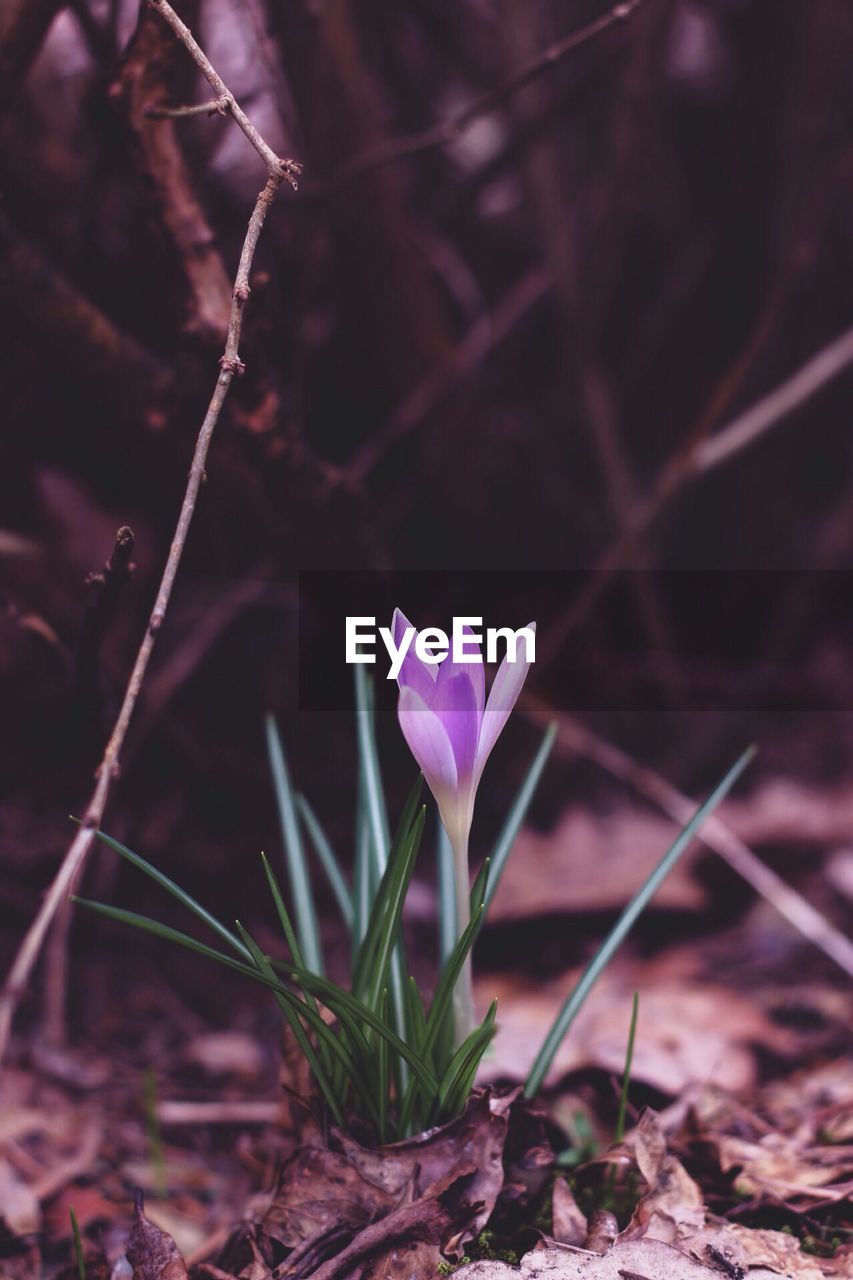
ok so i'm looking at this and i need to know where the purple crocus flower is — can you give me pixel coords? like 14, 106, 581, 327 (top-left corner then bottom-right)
392, 608, 535, 1041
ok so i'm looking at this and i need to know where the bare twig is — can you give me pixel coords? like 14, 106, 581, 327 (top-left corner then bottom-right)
521, 695, 853, 978
540, 322, 853, 665
317, 0, 645, 195
147, 0, 299, 185
691, 325, 853, 475
117, 7, 233, 341
144, 95, 229, 119
0, 0, 301, 1067
157, 1099, 282, 1125
346, 266, 550, 483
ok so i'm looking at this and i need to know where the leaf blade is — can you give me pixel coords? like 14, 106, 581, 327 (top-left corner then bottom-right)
524, 746, 755, 1097
265, 715, 324, 975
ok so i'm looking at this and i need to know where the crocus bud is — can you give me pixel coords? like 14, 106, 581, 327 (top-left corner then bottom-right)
392, 608, 534, 1042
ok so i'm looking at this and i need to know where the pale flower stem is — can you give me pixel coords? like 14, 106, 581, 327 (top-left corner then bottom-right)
451, 830, 477, 1046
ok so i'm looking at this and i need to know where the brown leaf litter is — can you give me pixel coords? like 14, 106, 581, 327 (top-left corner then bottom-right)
668, 1060, 853, 1214
127, 1193, 190, 1280
478, 962, 798, 1095
536, 1108, 852, 1280
207, 1088, 521, 1280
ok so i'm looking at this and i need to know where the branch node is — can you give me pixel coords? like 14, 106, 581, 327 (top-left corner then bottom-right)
277, 157, 303, 190
234, 283, 250, 303
219, 353, 246, 377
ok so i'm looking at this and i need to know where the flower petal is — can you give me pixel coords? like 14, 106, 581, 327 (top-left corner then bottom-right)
476, 622, 536, 777
397, 685, 457, 799
438, 623, 485, 718
392, 606, 436, 702
433, 666, 480, 778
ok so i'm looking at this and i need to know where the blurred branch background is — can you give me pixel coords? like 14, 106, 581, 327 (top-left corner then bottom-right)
2, 0, 853, 1039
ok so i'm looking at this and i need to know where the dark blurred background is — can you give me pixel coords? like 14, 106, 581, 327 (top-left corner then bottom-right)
2, 0, 853, 1041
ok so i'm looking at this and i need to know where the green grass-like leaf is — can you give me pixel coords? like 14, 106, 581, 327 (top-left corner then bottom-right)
614, 991, 639, 1145
397, 899, 487, 1135
74, 893, 439, 1107
81, 824, 249, 960
265, 716, 324, 975
260, 851, 335, 1081
297, 793, 354, 930
143, 1069, 167, 1200
524, 746, 755, 1097
354, 667, 391, 877
234, 920, 349, 1127
435, 1000, 498, 1119
352, 761, 373, 953
70, 1207, 86, 1280
484, 722, 556, 912
352, 783, 424, 1014
353, 668, 408, 1055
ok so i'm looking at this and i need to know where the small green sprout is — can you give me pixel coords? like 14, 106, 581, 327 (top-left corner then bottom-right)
70, 1207, 86, 1280
144, 1068, 167, 1200
613, 992, 639, 1146
605, 992, 640, 1197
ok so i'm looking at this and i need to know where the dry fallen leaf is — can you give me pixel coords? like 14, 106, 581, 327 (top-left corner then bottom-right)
478, 965, 792, 1095
551, 1179, 588, 1248
247, 1089, 518, 1279
488, 808, 707, 921
670, 1059, 853, 1212
760, 1061, 853, 1143
126, 1194, 189, 1280
714, 1132, 853, 1207
621, 1110, 705, 1244
0, 1160, 40, 1236
720, 779, 853, 850
612, 1110, 835, 1280
456, 1239, 793, 1280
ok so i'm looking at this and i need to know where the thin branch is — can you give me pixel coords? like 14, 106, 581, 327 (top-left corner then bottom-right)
147, 0, 300, 186
540, 322, 853, 665
117, 6, 233, 342
0, 0, 302, 1067
317, 0, 645, 195
691, 325, 853, 475
521, 695, 853, 979
144, 95, 229, 119
156, 1099, 281, 1124
345, 266, 550, 483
